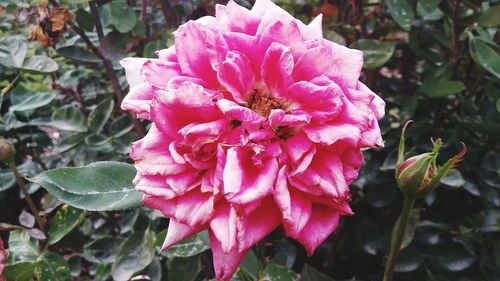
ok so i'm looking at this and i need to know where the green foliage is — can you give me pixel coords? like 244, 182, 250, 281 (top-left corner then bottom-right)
0, 0, 499, 280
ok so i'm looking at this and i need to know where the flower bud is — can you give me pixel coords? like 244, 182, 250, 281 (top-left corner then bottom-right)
395, 121, 466, 199
0, 138, 15, 164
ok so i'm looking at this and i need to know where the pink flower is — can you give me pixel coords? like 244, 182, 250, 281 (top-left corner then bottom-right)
121, 0, 384, 279
0, 239, 7, 281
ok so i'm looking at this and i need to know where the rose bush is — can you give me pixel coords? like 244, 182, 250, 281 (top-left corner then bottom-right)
121, 0, 384, 279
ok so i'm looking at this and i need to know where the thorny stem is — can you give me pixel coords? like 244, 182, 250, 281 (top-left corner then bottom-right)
383, 196, 415, 281
8, 161, 46, 231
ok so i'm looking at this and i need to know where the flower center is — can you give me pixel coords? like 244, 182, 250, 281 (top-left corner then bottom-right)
248, 90, 284, 118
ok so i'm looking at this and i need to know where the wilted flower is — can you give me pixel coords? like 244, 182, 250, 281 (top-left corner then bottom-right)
396, 121, 466, 198
121, 0, 384, 279
28, 6, 73, 48
0, 239, 7, 281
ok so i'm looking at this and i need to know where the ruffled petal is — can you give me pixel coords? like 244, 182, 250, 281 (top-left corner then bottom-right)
120, 58, 148, 87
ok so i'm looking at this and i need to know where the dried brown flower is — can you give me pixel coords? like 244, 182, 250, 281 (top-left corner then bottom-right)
28, 6, 74, 48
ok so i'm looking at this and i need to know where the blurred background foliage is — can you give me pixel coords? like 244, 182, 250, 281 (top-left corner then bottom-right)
0, 0, 499, 280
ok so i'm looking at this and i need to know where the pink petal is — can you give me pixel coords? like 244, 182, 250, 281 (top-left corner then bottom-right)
294, 205, 341, 256
209, 203, 238, 253
217, 0, 260, 35
274, 166, 312, 237
121, 82, 154, 120
133, 174, 176, 198
209, 230, 248, 281
120, 58, 148, 87
217, 51, 255, 103
307, 14, 323, 38
174, 21, 218, 86
258, 20, 307, 59
236, 196, 281, 251
142, 59, 181, 89
323, 40, 363, 88
292, 45, 336, 82
162, 219, 205, 250
223, 146, 278, 205
174, 189, 215, 226
261, 43, 294, 98
151, 82, 221, 138
217, 99, 265, 124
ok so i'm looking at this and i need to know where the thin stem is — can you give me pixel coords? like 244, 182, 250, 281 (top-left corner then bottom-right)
257, 240, 267, 267
1, 72, 22, 97
383, 196, 415, 281
8, 161, 46, 231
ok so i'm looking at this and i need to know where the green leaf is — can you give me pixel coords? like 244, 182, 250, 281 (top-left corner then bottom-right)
478, 5, 500, 28
35, 252, 72, 281
85, 133, 111, 146
109, 0, 138, 33
167, 256, 201, 281
47, 205, 87, 245
83, 237, 125, 264
351, 39, 395, 69
262, 262, 300, 281
29, 161, 143, 211
100, 31, 133, 61
57, 46, 101, 63
111, 229, 155, 281
469, 35, 500, 80
385, 0, 415, 31
300, 264, 334, 281
165, 231, 210, 258
110, 115, 134, 138
0, 36, 27, 67
7, 230, 39, 265
75, 8, 94, 31
9, 92, 54, 112
51, 105, 87, 132
392, 208, 422, 250
3, 262, 37, 281
52, 133, 85, 154
420, 79, 466, 98
439, 170, 465, 188
18, 56, 59, 74
95, 263, 112, 281
240, 250, 262, 279
88, 99, 114, 133
426, 245, 476, 271
394, 246, 423, 272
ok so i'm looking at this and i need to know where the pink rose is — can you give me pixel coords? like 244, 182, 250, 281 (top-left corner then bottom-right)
0, 239, 7, 281
121, 0, 385, 279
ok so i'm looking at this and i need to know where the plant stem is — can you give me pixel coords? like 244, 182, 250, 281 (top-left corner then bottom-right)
8, 161, 46, 231
383, 196, 415, 281
1, 72, 22, 97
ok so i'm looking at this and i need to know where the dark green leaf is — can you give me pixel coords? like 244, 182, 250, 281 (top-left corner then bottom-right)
85, 133, 111, 146
469, 35, 500, 80
57, 46, 101, 63
426, 245, 476, 271
9, 92, 54, 112
394, 246, 423, 272
300, 264, 334, 281
109, 0, 138, 33
83, 237, 125, 263
167, 256, 201, 281
88, 99, 114, 133
0, 36, 27, 67
420, 77, 465, 98
29, 161, 143, 211
165, 231, 210, 258
35, 252, 72, 281
7, 230, 39, 264
3, 262, 36, 281
51, 105, 87, 132
351, 39, 395, 69
52, 134, 85, 154
240, 250, 262, 279
385, 0, 415, 30
47, 205, 87, 245
478, 5, 500, 27
262, 262, 300, 281
440, 170, 465, 188
18, 56, 58, 74
111, 229, 155, 281
75, 8, 94, 31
